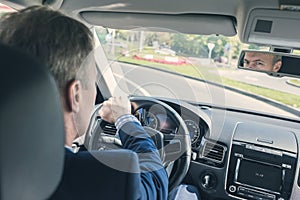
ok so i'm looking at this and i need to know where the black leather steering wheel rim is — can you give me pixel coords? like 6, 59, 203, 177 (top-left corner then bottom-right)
84, 96, 191, 192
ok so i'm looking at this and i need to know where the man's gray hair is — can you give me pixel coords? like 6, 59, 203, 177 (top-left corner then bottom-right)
272, 54, 282, 65
0, 6, 94, 91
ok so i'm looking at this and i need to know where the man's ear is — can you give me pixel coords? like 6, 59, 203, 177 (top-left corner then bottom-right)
66, 80, 82, 113
273, 61, 282, 72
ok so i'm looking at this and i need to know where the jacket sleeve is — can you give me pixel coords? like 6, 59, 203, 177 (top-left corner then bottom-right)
118, 121, 168, 200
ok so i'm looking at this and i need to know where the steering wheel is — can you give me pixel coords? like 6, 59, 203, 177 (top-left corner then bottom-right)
84, 96, 191, 192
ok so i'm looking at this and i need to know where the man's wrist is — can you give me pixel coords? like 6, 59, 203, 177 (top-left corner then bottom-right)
115, 114, 141, 130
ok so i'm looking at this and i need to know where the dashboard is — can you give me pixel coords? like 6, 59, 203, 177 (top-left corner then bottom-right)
154, 97, 300, 200
96, 96, 300, 200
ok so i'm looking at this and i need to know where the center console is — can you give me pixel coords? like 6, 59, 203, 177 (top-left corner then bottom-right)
226, 123, 297, 200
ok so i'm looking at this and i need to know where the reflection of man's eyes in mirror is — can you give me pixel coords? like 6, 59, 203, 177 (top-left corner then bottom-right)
243, 59, 265, 67
255, 61, 265, 66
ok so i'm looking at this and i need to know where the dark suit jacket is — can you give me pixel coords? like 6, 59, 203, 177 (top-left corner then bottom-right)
50, 121, 168, 200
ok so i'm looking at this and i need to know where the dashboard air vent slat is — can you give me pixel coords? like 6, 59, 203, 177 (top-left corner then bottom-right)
200, 140, 227, 164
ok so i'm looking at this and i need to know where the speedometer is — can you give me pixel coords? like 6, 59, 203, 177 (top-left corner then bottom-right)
184, 119, 201, 144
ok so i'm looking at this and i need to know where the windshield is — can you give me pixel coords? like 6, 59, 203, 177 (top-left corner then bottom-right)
95, 26, 300, 120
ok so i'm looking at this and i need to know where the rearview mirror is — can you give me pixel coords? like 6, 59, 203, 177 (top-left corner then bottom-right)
238, 50, 300, 78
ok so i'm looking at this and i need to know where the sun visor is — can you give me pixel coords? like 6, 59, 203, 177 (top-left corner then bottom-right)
242, 8, 300, 48
79, 11, 236, 36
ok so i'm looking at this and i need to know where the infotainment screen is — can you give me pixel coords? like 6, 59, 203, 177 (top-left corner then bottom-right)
236, 159, 282, 192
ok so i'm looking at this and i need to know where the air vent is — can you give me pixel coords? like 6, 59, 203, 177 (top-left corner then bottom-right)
200, 140, 227, 164
102, 124, 117, 135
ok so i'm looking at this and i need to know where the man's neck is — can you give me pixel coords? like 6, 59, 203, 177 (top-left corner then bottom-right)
64, 112, 78, 147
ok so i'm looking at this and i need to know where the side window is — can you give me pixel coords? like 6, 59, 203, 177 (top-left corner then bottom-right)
0, 3, 15, 17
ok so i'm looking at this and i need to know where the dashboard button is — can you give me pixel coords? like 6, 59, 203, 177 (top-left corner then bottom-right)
229, 185, 236, 193
200, 172, 217, 190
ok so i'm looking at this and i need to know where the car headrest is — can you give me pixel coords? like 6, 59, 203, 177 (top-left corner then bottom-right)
0, 44, 65, 200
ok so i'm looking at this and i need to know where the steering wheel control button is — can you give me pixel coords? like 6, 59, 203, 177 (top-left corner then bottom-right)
229, 185, 236, 193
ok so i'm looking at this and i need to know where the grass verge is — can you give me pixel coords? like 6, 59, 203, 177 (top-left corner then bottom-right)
222, 78, 300, 109
290, 79, 300, 87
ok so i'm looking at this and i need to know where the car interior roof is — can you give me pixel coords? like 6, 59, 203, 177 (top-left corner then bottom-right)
1, 0, 286, 37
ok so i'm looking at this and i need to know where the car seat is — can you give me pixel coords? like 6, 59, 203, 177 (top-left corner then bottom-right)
0, 44, 65, 200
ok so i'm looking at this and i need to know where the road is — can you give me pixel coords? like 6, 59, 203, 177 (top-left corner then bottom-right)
218, 68, 300, 96
110, 62, 299, 119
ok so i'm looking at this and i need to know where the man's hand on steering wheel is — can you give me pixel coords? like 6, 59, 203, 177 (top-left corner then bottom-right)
99, 96, 131, 123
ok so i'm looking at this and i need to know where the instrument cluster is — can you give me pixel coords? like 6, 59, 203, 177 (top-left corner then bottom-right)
135, 107, 205, 150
